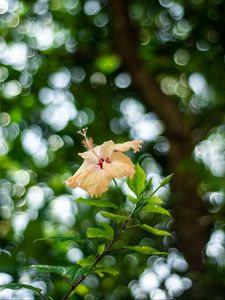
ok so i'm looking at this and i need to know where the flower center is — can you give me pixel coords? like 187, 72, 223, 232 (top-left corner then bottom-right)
97, 157, 111, 169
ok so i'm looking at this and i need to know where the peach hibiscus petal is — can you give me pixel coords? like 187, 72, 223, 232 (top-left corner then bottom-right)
79, 141, 115, 162
114, 140, 143, 153
97, 140, 115, 160
80, 168, 111, 197
66, 162, 111, 197
66, 133, 143, 197
66, 161, 89, 187
78, 150, 98, 163
103, 152, 135, 179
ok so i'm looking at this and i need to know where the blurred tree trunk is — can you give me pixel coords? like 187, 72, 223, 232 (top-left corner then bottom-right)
108, 0, 210, 273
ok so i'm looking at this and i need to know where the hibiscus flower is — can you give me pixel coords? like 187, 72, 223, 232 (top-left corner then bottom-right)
66, 128, 143, 197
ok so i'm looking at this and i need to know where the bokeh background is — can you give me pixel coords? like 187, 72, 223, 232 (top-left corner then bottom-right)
1, 0, 225, 299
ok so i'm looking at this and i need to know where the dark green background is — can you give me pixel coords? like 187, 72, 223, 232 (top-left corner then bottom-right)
1, 0, 225, 299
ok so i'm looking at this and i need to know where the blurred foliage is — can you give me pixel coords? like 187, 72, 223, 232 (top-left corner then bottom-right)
1, 0, 225, 299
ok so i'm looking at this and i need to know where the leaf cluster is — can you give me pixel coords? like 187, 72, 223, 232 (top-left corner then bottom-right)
0, 164, 172, 299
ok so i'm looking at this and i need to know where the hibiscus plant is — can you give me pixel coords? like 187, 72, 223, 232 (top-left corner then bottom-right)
0, 129, 172, 300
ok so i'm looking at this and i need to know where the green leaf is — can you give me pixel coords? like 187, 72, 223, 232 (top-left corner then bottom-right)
76, 198, 117, 209
127, 177, 135, 193
160, 174, 173, 187
87, 227, 112, 240
74, 266, 92, 280
64, 266, 81, 279
147, 196, 164, 205
77, 255, 96, 267
98, 244, 106, 255
74, 283, 89, 296
29, 265, 80, 278
143, 204, 171, 217
139, 224, 171, 236
0, 283, 42, 293
29, 265, 66, 276
100, 222, 114, 238
100, 211, 129, 223
132, 163, 146, 195
94, 267, 119, 278
34, 235, 84, 244
145, 177, 153, 191
125, 245, 167, 255
127, 195, 138, 204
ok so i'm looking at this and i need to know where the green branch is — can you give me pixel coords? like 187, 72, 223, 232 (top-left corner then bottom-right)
61, 218, 130, 300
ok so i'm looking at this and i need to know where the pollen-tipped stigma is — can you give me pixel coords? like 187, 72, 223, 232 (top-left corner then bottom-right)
65, 128, 143, 197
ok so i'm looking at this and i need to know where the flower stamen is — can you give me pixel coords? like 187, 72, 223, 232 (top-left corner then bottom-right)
78, 128, 100, 160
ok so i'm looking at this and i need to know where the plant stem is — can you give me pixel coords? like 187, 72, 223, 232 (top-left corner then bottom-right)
133, 185, 162, 215
61, 178, 165, 299
61, 275, 86, 300
61, 218, 130, 300
38, 292, 49, 300
63, 276, 73, 287
113, 178, 127, 215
